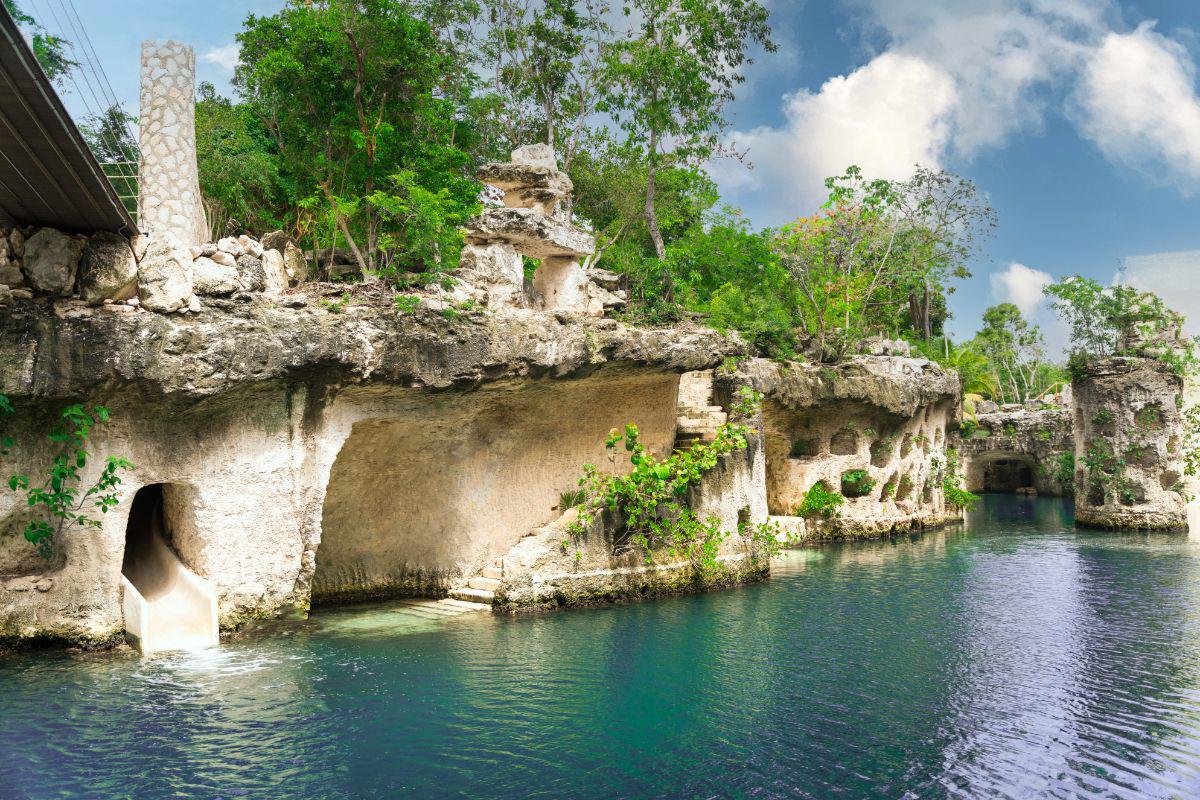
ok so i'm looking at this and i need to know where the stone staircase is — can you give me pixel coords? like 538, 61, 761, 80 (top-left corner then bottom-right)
448, 560, 504, 606
675, 370, 727, 450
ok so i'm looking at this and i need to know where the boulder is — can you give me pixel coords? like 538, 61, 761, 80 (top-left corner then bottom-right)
192, 256, 241, 296
0, 263, 24, 288
23, 228, 83, 295
261, 230, 289, 252
78, 231, 138, 305
475, 162, 572, 214
238, 235, 264, 258
511, 143, 557, 169
210, 251, 237, 269
262, 249, 288, 294
8, 228, 24, 259
217, 237, 245, 257
137, 239, 195, 312
586, 282, 627, 318
467, 208, 594, 260
236, 254, 267, 292
283, 241, 309, 284
975, 399, 999, 415
458, 242, 525, 307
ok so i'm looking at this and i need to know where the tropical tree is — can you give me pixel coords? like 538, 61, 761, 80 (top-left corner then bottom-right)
480, 0, 610, 174
599, 0, 775, 273
774, 167, 906, 360
891, 168, 996, 343
974, 303, 1047, 404
234, 0, 479, 278
3, 0, 76, 85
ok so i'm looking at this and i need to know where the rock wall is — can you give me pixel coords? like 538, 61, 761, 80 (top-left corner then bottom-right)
138, 41, 207, 247
0, 297, 742, 647
728, 356, 961, 541
494, 399, 769, 609
1073, 357, 1187, 530
958, 407, 1074, 496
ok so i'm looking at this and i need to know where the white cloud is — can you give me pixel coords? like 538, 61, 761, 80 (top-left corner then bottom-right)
201, 43, 241, 73
718, 0, 1200, 221
718, 52, 957, 217
990, 262, 1053, 316
1120, 250, 1200, 336
1073, 23, 1200, 193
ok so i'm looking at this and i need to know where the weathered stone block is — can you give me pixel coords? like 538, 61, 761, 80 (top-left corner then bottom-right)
458, 242, 525, 307
137, 238, 194, 312
192, 256, 240, 296
23, 228, 83, 295
468, 208, 594, 260
78, 231, 138, 306
534, 256, 589, 313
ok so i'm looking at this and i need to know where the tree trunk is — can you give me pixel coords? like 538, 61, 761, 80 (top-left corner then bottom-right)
644, 148, 666, 260
923, 282, 932, 342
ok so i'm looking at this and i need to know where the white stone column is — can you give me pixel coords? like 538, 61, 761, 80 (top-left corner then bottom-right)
138, 41, 207, 247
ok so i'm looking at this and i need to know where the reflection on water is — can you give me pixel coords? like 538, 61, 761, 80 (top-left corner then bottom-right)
4, 495, 1200, 799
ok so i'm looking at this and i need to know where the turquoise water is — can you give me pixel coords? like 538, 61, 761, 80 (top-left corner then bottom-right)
4, 495, 1200, 799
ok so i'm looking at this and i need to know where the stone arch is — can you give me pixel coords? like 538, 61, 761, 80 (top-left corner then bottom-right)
962, 450, 1042, 494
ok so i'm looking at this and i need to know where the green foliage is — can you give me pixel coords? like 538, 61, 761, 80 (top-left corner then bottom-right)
598, 0, 775, 260
567, 393, 775, 571
1, 401, 134, 558
1045, 277, 1193, 377
1083, 439, 1123, 497
195, 83, 288, 238
839, 469, 875, 498
4, 1, 77, 85
1092, 409, 1114, 426
1054, 452, 1076, 493
394, 294, 421, 314
1037, 429, 1052, 442
233, 0, 480, 277
558, 488, 587, 509
797, 481, 844, 519
1134, 406, 1163, 430
941, 448, 979, 511
974, 303, 1048, 404
959, 419, 978, 438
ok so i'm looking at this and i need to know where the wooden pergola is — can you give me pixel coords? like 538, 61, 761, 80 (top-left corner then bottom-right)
0, 5, 134, 234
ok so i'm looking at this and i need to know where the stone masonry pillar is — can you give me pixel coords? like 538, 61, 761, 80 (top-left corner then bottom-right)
138, 41, 207, 247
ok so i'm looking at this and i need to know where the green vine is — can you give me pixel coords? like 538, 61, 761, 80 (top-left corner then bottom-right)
2, 399, 134, 558
566, 387, 776, 572
941, 448, 980, 511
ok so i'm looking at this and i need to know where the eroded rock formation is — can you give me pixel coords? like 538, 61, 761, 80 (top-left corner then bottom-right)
0, 296, 748, 646
728, 356, 961, 541
958, 407, 1074, 496
1073, 357, 1187, 529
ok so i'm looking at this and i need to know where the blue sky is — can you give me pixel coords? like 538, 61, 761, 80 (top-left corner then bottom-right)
39, 0, 1200, 342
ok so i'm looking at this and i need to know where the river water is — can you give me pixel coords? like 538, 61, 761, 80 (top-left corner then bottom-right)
3, 495, 1200, 799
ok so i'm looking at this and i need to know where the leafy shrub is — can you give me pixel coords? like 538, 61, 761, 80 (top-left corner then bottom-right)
3, 400, 134, 558
567, 390, 777, 571
394, 294, 421, 314
941, 448, 980, 511
840, 469, 875, 498
1054, 452, 1076, 492
797, 481, 844, 518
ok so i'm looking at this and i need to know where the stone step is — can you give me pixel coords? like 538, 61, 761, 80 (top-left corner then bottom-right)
438, 597, 493, 611
482, 566, 504, 580
392, 605, 452, 620
448, 587, 495, 605
677, 419, 725, 432
394, 600, 464, 617
468, 576, 503, 591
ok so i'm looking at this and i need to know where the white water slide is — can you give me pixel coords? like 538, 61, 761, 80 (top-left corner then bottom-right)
120, 487, 218, 654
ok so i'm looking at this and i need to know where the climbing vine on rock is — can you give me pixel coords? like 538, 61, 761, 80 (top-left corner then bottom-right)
1, 397, 134, 558
940, 448, 979, 511
567, 387, 776, 572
